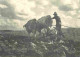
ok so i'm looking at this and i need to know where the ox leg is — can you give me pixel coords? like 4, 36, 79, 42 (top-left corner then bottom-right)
41, 28, 47, 37
46, 28, 51, 36
28, 32, 31, 38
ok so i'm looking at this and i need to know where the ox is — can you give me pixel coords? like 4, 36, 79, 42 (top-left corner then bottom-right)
23, 15, 53, 37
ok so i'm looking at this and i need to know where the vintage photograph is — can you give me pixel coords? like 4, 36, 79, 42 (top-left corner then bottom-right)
0, 0, 80, 57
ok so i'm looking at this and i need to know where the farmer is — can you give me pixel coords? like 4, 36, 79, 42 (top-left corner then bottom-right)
52, 12, 64, 39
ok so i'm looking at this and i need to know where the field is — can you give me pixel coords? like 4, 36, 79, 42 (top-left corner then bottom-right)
0, 28, 80, 57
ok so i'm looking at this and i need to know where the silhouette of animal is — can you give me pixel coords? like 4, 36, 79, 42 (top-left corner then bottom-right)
23, 15, 53, 36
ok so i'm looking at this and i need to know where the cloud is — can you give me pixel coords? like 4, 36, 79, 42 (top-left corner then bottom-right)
0, 26, 17, 30
8, 0, 36, 19
0, 0, 24, 20
0, 0, 26, 30
0, 0, 80, 30
0, 19, 25, 30
50, 0, 79, 11
58, 5, 73, 11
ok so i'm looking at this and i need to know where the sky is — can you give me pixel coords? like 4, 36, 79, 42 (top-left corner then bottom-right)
0, 0, 80, 30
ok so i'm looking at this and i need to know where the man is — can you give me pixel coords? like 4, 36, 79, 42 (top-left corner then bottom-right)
52, 12, 64, 39
52, 12, 61, 31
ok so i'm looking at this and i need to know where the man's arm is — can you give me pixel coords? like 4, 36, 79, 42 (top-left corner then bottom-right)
51, 17, 55, 19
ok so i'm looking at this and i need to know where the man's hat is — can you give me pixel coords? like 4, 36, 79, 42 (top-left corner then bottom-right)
53, 12, 57, 15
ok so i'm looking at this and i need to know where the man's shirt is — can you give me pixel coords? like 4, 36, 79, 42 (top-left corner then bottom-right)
52, 15, 61, 26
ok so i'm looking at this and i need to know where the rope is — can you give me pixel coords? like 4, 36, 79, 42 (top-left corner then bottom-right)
52, 25, 72, 28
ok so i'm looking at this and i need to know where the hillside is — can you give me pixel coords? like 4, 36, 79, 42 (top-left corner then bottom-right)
0, 28, 80, 57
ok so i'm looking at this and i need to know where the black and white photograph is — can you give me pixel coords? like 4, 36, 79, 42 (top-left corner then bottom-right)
0, 0, 80, 57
